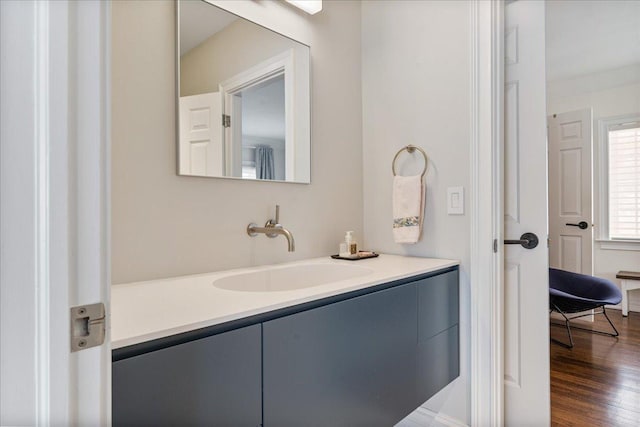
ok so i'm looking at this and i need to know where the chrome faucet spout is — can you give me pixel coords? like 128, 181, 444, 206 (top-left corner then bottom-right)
280, 227, 295, 252
246, 224, 295, 252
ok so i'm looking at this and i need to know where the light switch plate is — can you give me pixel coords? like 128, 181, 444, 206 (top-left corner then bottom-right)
447, 186, 464, 215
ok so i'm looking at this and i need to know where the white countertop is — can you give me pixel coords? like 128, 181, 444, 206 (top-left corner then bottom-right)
111, 254, 459, 349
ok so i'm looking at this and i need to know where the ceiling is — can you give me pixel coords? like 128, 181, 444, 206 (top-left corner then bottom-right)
179, 1, 286, 144
546, 0, 640, 82
179, 1, 237, 57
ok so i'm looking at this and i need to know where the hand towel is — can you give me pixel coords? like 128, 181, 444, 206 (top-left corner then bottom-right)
393, 175, 425, 244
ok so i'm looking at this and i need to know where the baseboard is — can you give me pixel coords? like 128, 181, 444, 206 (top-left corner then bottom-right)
609, 302, 640, 314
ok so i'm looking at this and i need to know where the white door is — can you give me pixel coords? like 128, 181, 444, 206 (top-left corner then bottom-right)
179, 92, 223, 177
548, 109, 593, 274
504, 1, 550, 425
1, 0, 110, 425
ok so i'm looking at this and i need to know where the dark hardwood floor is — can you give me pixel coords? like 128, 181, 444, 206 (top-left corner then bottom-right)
550, 310, 640, 426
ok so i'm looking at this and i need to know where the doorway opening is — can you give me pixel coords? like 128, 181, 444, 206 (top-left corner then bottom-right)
544, 0, 640, 423
219, 49, 295, 181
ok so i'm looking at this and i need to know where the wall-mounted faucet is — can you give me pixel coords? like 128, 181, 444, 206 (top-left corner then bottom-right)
247, 205, 295, 252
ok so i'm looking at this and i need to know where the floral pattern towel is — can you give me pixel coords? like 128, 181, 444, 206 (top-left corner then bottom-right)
392, 175, 425, 244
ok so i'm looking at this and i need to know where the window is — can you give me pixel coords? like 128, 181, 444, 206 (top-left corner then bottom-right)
242, 162, 257, 179
605, 117, 640, 240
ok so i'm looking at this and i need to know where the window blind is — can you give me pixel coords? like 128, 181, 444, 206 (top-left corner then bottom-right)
609, 124, 640, 239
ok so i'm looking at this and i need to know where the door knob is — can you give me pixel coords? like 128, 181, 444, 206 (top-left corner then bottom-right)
504, 232, 539, 249
566, 221, 588, 230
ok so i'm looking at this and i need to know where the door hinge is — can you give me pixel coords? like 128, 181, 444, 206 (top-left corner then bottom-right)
222, 114, 231, 128
493, 238, 498, 253
70, 303, 106, 352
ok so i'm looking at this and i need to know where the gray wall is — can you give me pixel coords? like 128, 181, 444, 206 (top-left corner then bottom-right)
111, 0, 363, 284
361, 1, 471, 424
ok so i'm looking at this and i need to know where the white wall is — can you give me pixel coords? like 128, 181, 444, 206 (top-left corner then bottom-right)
547, 66, 640, 312
362, 1, 471, 424
111, 0, 362, 284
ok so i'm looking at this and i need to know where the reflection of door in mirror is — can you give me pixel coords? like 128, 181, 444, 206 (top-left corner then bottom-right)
220, 51, 293, 181
178, 92, 224, 177
177, 0, 310, 183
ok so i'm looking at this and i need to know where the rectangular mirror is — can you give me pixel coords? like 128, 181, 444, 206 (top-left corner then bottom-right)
177, 0, 311, 183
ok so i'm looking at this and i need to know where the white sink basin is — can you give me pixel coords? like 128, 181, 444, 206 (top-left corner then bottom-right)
213, 263, 374, 292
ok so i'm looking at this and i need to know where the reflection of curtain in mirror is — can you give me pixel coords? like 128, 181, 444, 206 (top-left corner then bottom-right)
255, 145, 275, 180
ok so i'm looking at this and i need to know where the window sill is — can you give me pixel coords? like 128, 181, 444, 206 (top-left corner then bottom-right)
596, 239, 640, 251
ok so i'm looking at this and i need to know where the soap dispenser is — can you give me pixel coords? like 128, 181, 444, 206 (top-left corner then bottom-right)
339, 231, 351, 257
346, 231, 357, 256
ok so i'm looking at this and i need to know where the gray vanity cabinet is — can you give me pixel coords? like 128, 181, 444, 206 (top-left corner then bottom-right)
263, 284, 419, 427
417, 324, 459, 403
416, 270, 460, 405
112, 267, 459, 426
112, 324, 261, 427
262, 269, 460, 427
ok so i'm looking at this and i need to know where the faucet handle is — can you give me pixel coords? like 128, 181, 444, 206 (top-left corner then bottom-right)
264, 205, 281, 236
267, 205, 280, 227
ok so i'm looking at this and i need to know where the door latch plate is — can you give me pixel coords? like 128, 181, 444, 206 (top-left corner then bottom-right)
70, 302, 105, 352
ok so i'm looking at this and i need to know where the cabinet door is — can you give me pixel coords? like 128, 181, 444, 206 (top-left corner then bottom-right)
416, 269, 460, 404
113, 324, 261, 427
417, 269, 459, 341
417, 325, 459, 405
263, 284, 417, 427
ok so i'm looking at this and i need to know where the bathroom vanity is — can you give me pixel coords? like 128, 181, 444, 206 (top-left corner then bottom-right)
112, 255, 459, 426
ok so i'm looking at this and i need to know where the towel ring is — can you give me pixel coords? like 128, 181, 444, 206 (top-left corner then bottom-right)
392, 145, 428, 178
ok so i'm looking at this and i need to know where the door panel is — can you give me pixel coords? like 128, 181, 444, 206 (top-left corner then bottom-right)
560, 235, 582, 273
504, 1, 550, 424
503, 263, 521, 387
178, 92, 223, 176
548, 108, 593, 274
505, 81, 521, 223
560, 148, 582, 216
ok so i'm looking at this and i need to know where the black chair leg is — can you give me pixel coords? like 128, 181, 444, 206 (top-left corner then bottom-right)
550, 305, 619, 348
550, 306, 574, 349
602, 307, 620, 337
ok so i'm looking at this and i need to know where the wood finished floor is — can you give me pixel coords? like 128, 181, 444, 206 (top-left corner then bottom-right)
550, 310, 640, 426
